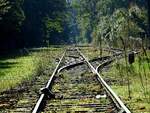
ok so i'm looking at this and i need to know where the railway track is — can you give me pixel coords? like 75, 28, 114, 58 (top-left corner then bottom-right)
0, 48, 115, 113
32, 48, 131, 113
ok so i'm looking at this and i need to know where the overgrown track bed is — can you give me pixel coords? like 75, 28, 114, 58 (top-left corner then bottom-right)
0, 65, 57, 113
32, 48, 130, 113
0, 48, 63, 113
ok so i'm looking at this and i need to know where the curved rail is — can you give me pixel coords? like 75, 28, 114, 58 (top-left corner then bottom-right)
58, 56, 111, 73
96, 58, 114, 72
77, 48, 131, 113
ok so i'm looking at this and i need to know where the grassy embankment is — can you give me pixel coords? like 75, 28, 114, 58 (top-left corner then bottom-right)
0, 47, 63, 93
102, 50, 150, 113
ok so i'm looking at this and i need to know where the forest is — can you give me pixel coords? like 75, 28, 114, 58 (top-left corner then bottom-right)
0, 0, 150, 51
0, 0, 70, 51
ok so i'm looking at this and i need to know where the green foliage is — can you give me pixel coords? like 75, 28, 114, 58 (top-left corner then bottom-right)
72, 0, 148, 47
43, 16, 64, 45
0, 0, 70, 50
22, 0, 69, 46
0, 0, 25, 50
0, 0, 149, 49
44, 17, 63, 33
0, 0, 10, 20
7, 0, 25, 30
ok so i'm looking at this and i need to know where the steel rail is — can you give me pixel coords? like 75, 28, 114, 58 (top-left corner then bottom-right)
32, 50, 66, 113
96, 58, 114, 72
57, 56, 111, 73
77, 48, 131, 113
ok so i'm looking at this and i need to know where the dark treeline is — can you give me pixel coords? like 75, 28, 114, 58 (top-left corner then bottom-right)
0, 0, 150, 51
0, 0, 70, 51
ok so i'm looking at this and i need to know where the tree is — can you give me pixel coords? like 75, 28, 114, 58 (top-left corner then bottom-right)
22, 0, 70, 47
72, 0, 148, 48
147, 0, 150, 44
0, 0, 25, 51
0, 0, 10, 20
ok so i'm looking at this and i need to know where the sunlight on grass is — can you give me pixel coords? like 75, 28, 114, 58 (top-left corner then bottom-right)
0, 55, 37, 92
102, 51, 150, 113
0, 47, 63, 93
80, 47, 111, 59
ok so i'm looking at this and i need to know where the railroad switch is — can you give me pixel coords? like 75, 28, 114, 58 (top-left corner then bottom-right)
40, 87, 55, 98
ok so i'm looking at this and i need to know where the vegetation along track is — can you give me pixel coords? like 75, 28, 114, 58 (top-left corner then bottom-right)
32, 48, 131, 113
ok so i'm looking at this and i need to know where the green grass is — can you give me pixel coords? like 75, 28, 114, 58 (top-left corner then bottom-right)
0, 55, 37, 92
0, 47, 63, 93
80, 47, 111, 59
102, 51, 150, 113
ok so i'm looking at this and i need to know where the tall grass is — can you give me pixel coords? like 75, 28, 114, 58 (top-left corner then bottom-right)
0, 47, 62, 93
136, 51, 150, 103
0, 55, 37, 92
102, 49, 150, 112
